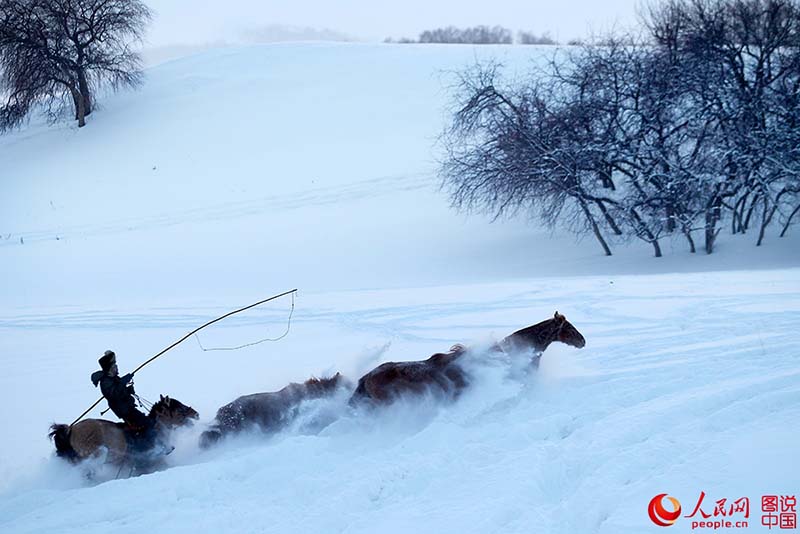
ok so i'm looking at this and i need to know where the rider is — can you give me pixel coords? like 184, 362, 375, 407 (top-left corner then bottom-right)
91, 351, 154, 444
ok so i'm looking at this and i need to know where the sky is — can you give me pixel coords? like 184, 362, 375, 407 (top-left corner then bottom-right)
143, 0, 642, 47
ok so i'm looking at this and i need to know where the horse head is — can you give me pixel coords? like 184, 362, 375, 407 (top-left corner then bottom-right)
499, 312, 587, 353
553, 311, 586, 349
150, 395, 199, 428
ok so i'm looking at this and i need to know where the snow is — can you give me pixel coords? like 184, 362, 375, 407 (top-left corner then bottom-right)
0, 43, 798, 533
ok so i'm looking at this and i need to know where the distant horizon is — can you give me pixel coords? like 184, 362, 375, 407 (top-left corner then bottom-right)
143, 0, 642, 49
139, 14, 642, 68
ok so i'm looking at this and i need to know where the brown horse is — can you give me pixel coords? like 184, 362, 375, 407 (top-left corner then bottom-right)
49, 395, 198, 473
494, 311, 586, 363
200, 374, 349, 448
349, 312, 586, 407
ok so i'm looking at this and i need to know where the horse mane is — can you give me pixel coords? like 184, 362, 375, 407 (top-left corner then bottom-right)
303, 373, 342, 390
49, 423, 78, 461
501, 316, 561, 352
148, 396, 173, 416
500, 312, 585, 352
149, 399, 164, 416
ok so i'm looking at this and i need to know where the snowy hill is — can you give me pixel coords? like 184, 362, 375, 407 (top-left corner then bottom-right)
0, 43, 798, 534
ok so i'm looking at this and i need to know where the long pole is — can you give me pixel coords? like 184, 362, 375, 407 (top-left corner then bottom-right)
70, 289, 298, 427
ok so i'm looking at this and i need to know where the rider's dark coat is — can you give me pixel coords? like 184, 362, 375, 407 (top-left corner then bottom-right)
91, 371, 150, 429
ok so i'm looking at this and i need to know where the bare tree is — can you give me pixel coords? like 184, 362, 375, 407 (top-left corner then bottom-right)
644, 0, 800, 251
442, 0, 800, 260
0, 0, 151, 130
441, 62, 622, 256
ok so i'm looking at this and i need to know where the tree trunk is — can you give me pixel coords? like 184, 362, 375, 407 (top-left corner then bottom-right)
72, 91, 80, 120
651, 238, 662, 258
704, 192, 722, 254
599, 166, 615, 190
743, 193, 760, 232
594, 200, 623, 235
780, 203, 800, 237
756, 197, 777, 247
77, 68, 92, 117
683, 227, 696, 253
579, 198, 612, 256
705, 209, 716, 254
629, 208, 662, 257
732, 193, 748, 234
666, 205, 676, 232
70, 85, 86, 128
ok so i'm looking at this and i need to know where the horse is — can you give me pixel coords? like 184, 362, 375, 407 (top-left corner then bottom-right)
349, 311, 586, 407
49, 395, 199, 475
348, 344, 469, 407
200, 374, 350, 448
495, 311, 586, 363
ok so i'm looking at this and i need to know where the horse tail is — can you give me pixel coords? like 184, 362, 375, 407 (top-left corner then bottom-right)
49, 424, 78, 461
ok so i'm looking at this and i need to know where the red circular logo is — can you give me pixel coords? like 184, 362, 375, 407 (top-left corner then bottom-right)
648, 494, 682, 527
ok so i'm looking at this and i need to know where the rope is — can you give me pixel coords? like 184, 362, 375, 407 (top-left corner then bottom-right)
70, 289, 298, 427
134, 393, 154, 410
193, 291, 295, 351
100, 390, 152, 416
99, 386, 152, 416
130, 289, 297, 376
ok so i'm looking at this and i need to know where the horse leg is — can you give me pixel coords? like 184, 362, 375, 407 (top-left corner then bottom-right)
115, 462, 126, 480
83, 465, 96, 482
446, 367, 468, 396
134, 456, 166, 476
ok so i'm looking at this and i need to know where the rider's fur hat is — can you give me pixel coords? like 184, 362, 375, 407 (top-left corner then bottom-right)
98, 350, 116, 371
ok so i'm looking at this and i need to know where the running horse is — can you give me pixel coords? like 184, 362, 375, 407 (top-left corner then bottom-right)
200, 374, 350, 448
349, 312, 586, 406
50, 395, 198, 474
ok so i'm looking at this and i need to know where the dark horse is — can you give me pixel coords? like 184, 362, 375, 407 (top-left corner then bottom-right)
50, 395, 198, 473
200, 374, 349, 448
349, 312, 586, 407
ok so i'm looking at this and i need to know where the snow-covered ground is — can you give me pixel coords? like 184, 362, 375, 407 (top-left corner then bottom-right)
1, 43, 798, 533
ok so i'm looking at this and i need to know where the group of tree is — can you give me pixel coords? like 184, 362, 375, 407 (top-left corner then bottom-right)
441, 0, 800, 256
385, 26, 557, 45
516, 31, 556, 45
420, 25, 512, 44
0, 0, 151, 130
